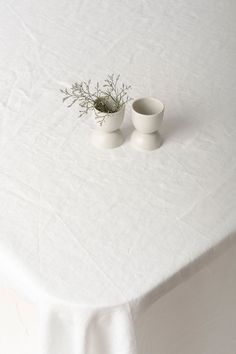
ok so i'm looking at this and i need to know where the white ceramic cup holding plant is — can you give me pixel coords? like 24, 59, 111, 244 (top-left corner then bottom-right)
131, 97, 164, 151
61, 74, 132, 149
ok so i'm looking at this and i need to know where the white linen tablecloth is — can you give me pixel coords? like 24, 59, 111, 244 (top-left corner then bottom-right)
0, 0, 236, 353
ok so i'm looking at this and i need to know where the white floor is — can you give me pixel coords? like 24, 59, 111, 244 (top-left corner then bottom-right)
0, 284, 38, 354
0, 241, 236, 354
136, 241, 236, 354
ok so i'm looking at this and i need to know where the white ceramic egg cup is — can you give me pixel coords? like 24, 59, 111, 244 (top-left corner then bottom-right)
131, 97, 164, 151
91, 105, 125, 149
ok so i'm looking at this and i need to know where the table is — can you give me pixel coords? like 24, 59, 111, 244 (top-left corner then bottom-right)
0, 0, 236, 353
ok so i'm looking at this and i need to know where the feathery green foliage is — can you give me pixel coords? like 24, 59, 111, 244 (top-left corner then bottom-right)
60, 74, 132, 125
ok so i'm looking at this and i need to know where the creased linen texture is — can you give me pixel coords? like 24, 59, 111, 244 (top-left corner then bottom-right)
0, 0, 236, 353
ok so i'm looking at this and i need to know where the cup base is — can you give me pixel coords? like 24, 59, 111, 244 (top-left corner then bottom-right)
131, 130, 162, 151
91, 129, 124, 149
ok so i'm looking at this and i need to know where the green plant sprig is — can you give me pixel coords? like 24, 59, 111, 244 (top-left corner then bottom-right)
60, 74, 132, 125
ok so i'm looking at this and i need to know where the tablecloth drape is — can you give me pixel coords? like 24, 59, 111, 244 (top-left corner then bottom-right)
1, 240, 236, 354
0, 0, 236, 353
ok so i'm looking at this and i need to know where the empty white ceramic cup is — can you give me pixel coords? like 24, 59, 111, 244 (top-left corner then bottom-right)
131, 97, 164, 150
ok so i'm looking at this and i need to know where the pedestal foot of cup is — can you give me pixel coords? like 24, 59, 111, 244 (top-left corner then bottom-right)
131, 130, 162, 150
91, 129, 124, 149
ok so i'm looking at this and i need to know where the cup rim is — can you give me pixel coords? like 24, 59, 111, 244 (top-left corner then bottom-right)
132, 97, 164, 116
